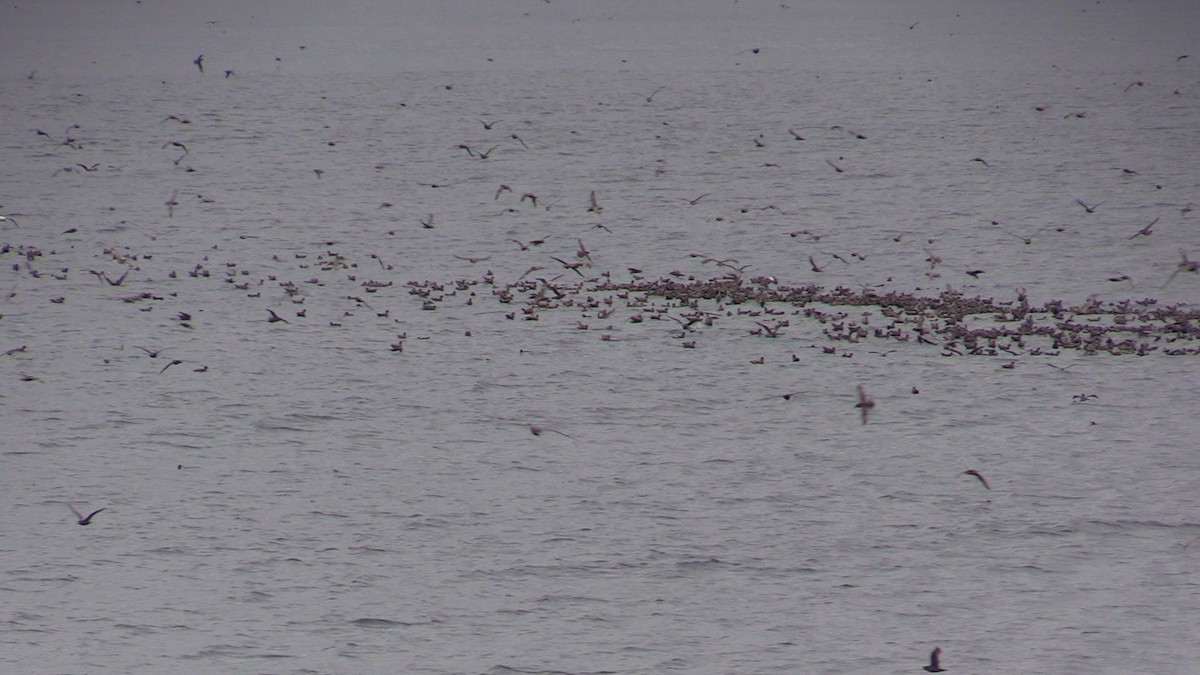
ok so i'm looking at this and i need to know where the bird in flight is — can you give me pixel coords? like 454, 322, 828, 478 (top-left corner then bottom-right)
923, 646, 946, 672
855, 385, 875, 424
193, 54, 204, 72
962, 469, 990, 490
1127, 217, 1158, 239
1163, 250, 1199, 288
453, 254, 491, 264
530, 424, 576, 440
68, 504, 105, 526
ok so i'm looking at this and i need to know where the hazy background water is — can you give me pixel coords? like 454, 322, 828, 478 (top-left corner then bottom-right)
2, 1, 1199, 673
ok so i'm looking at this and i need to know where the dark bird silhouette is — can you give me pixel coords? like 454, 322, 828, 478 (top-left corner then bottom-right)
855, 385, 875, 425
134, 346, 165, 358
645, 86, 665, 103
923, 646, 945, 672
1127, 217, 1158, 239
103, 269, 130, 286
159, 359, 183, 374
550, 256, 587, 277
530, 424, 576, 440
1123, 80, 1145, 93
267, 309, 290, 323
0, 215, 20, 228
68, 504, 105, 526
808, 255, 824, 273
162, 141, 189, 165
971, 157, 990, 167
1163, 250, 1199, 288
510, 238, 547, 251
193, 54, 204, 72
1075, 198, 1101, 213
826, 158, 844, 173
962, 469, 990, 490
587, 190, 602, 213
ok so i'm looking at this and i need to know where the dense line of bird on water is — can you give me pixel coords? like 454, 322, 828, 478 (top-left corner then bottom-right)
403, 269, 1200, 357
3, 226, 1199, 368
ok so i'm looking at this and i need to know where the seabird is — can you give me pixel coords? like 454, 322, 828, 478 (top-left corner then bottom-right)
855, 385, 875, 424
68, 504, 105, 526
923, 646, 946, 672
530, 424, 576, 440
1127, 217, 1158, 239
453, 254, 491, 264
962, 469, 990, 490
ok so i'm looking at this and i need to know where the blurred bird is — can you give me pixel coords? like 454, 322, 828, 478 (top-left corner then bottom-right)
855, 385, 875, 424
923, 647, 945, 672
68, 504, 105, 526
962, 469, 990, 490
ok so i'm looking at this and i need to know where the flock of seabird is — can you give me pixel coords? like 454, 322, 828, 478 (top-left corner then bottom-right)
1, 25, 1196, 672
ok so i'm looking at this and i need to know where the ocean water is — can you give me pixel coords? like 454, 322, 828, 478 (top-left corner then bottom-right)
2, 2, 1199, 673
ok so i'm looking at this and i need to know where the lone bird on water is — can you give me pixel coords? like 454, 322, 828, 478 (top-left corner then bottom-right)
68, 504, 105, 526
923, 646, 946, 672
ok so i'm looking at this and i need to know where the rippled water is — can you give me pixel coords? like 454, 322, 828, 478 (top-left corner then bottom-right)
2, 2, 1199, 673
